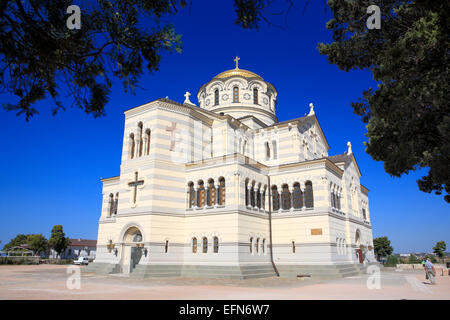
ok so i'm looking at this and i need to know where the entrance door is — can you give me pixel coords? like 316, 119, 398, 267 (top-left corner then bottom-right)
357, 249, 363, 264
130, 247, 142, 272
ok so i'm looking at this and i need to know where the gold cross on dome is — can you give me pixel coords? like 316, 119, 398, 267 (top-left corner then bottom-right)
234, 56, 240, 69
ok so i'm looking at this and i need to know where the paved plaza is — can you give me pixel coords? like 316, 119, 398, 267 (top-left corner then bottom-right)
0, 265, 449, 300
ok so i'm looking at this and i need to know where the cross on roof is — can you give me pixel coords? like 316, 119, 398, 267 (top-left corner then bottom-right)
234, 56, 240, 69
129, 172, 144, 204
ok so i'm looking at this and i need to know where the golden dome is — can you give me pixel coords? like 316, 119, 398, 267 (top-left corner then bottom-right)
214, 68, 263, 80
213, 56, 263, 80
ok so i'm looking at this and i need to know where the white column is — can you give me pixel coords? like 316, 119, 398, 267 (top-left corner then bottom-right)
289, 186, 295, 211
215, 184, 220, 207
143, 136, 148, 155
301, 186, 306, 210
194, 188, 199, 209
246, 185, 252, 208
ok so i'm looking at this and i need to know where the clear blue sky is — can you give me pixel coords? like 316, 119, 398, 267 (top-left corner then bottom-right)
0, 1, 448, 253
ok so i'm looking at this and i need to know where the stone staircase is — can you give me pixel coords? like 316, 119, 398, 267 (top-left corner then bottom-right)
83, 262, 120, 274
277, 262, 380, 280
130, 264, 277, 279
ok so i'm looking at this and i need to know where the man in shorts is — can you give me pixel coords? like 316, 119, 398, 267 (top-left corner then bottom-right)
424, 258, 436, 285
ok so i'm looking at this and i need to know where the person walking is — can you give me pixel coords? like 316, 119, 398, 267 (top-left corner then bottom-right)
424, 258, 436, 285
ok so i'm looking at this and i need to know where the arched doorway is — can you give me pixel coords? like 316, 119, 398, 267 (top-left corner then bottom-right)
121, 226, 143, 274
355, 230, 363, 264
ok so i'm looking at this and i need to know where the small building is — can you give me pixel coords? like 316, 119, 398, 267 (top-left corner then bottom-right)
49, 239, 97, 259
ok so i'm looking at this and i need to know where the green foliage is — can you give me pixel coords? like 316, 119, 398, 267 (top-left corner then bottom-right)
48, 225, 69, 258
318, 1, 450, 202
424, 254, 437, 263
26, 234, 48, 254
0, 257, 39, 265
373, 236, 393, 258
408, 254, 420, 264
433, 241, 446, 259
2, 234, 28, 251
385, 255, 398, 267
0, 0, 184, 120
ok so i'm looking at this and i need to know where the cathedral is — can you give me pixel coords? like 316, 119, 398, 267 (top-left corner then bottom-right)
86, 58, 376, 279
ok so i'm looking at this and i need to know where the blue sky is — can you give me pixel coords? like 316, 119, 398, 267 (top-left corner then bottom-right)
0, 1, 448, 253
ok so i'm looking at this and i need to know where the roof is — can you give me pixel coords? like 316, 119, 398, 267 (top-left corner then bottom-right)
213, 67, 263, 80
327, 152, 362, 177
327, 153, 352, 164
69, 239, 97, 247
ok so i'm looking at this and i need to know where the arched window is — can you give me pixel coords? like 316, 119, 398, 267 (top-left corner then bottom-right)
262, 239, 266, 254
108, 193, 114, 216
256, 185, 261, 208
114, 193, 119, 215
272, 140, 277, 159
233, 86, 239, 103
207, 179, 215, 207
281, 184, 291, 210
188, 182, 195, 208
129, 133, 135, 159
331, 191, 336, 208
214, 89, 219, 106
256, 238, 260, 254
198, 180, 205, 207
249, 237, 253, 254
253, 88, 258, 104
336, 194, 341, 210
192, 237, 197, 253
292, 241, 296, 254
138, 122, 143, 157
265, 142, 271, 160
202, 237, 208, 253
305, 181, 314, 208
293, 183, 303, 209
250, 182, 255, 207
262, 187, 266, 209
362, 208, 367, 220
245, 179, 249, 207
218, 177, 225, 205
213, 236, 219, 253
165, 240, 169, 253
272, 186, 280, 211
145, 129, 151, 155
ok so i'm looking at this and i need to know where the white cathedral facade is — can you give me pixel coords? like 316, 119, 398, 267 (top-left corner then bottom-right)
86, 58, 376, 279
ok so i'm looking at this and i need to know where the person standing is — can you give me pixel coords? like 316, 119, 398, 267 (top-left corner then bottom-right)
424, 258, 436, 285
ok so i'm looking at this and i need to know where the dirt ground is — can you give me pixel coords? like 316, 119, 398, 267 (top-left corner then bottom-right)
0, 265, 449, 300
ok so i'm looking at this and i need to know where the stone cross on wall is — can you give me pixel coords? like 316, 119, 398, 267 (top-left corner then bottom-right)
166, 122, 177, 151
128, 172, 144, 204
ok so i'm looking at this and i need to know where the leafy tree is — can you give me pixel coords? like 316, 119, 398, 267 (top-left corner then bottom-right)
317, 1, 450, 202
408, 254, 420, 264
48, 225, 69, 258
433, 241, 446, 263
385, 255, 398, 267
424, 254, 437, 263
26, 234, 48, 255
373, 236, 393, 259
2, 234, 29, 251
0, 0, 310, 121
0, 0, 185, 120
